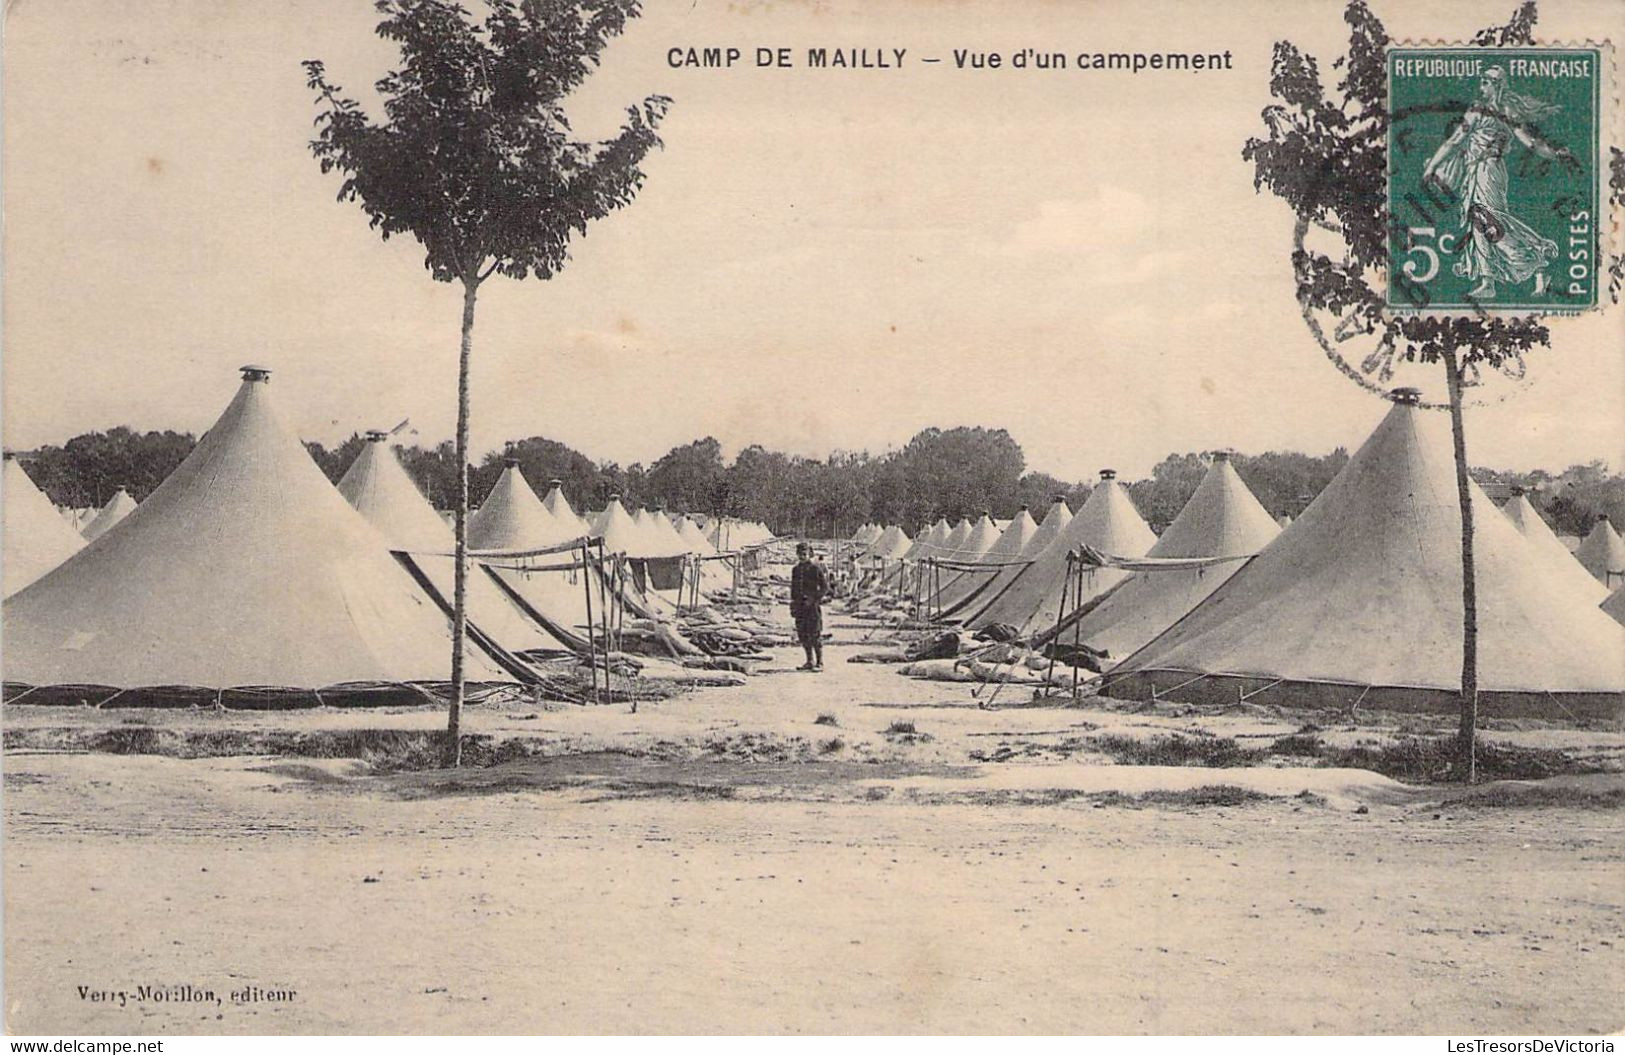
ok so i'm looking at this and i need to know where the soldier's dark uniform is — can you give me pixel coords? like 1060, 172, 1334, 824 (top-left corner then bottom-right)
790, 552, 830, 670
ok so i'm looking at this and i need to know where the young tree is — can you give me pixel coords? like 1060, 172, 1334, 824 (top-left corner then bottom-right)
1244, 0, 1623, 779
305, 0, 670, 764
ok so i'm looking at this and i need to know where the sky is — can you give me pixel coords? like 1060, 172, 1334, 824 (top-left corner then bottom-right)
4, 0, 1621, 482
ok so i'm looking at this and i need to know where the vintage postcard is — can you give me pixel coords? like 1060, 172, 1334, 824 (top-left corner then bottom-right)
3, 0, 1621, 1041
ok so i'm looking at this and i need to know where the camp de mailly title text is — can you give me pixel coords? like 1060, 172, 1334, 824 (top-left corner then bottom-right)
666, 44, 1235, 73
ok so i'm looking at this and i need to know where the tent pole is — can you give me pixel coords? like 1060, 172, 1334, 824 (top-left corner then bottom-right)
581, 540, 599, 705
1044, 552, 1072, 693
1071, 558, 1084, 699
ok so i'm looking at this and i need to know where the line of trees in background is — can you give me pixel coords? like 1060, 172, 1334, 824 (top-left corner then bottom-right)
19, 423, 1625, 540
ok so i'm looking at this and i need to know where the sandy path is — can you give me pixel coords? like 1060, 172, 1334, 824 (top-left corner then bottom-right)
5, 638, 1623, 1034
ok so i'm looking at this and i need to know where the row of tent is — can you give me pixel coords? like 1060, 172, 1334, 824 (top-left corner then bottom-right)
849, 388, 1625, 719
1, 366, 767, 704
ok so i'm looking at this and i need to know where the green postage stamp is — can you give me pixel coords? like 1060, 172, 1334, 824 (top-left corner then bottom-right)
1387, 46, 1606, 314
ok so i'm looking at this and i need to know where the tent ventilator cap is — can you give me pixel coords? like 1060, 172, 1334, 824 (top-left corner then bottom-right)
240, 365, 272, 382
1390, 386, 1422, 405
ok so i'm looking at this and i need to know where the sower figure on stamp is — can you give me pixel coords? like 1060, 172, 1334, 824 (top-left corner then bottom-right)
1422, 66, 1574, 300
790, 542, 830, 672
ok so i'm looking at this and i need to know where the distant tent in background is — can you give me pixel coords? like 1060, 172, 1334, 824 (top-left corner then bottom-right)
676, 516, 719, 557
1501, 489, 1606, 602
542, 479, 592, 537
631, 506, 690, 559
864, 524, 912, 561
918, 513, 1000, 607
932, 506, 1039, 614
1276, 514, 1293, 529
1575, 515, 1625, 588
1104, 389, 1625, 719
1060, 451, 1280, 660
469, 459, 579, 551
3, 366, 517, 702
597, 497, 669, 557
338, 431, 450, 550
945, 496, 1072, 623
939, 518, 973, 557
969, 471, 1155, 633
80, 488, 138, 542
897, 518, 947, 565
1603, 586, 1625, 627
3, 454, 86, 597
335, 430, 582, 655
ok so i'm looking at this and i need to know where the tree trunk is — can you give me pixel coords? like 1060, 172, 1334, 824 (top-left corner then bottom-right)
446, 277, 480, 768
1443, 350, 1478, 783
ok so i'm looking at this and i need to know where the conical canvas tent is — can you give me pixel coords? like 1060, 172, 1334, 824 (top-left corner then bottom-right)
1060, 452, 1280, 660
946, 497, 1072, 622
469, 460, 580, 552
931, 508, 1038, 614
541, 480, 593, 537
596, 498, 647, 556
338, 432, 451, 551
970, 472, 1155, 632
3, 455, 86, 597
81, 488, 138, 542
645, 509, 693, 558
337, 433, 583, 656
919, 514, 1000, 608
900, 519, 949, 561
865, 525, 912, 561
3, 367, 517, 703
1501, 490, 1606, 603
1105, 390, 1625, 718
676, 516, 719, 556
1575, 516, 1625, 587
1603, 586, 1625, 627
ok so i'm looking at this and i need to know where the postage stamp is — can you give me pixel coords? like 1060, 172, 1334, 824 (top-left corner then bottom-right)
1386, 45, 1605, 314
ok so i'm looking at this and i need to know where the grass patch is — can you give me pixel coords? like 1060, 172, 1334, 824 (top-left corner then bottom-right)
1270, 734, 1325, 757
818, 737, 847, 755
1137, 785, 1271, 807
1092, 733, 1264, 768
813, 713, 839, 727
1311, 737, 1599, 784
884, 720, 917, 735
1443, 783, 1625, 810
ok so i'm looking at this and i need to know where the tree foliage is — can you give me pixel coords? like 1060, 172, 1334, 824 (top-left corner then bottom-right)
32, 425, 1621, 539
1241, 0, 1572, 379
305, 0, 671, 287
21, 428, 197, 508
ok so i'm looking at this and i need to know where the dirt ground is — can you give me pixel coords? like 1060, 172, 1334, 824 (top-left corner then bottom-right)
4, 627, 1623, 1035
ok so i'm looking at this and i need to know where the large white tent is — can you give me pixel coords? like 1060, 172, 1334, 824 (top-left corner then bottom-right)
969, 472, 1156, 633
2, 455, 86, 597
3, 367, 515, 701
1104, 390, 1625, 718
80, 488, 138, 542
1060, 452, 1280, 660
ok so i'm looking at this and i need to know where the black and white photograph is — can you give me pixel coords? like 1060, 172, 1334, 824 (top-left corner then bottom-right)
2, 0, 1622, 1039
